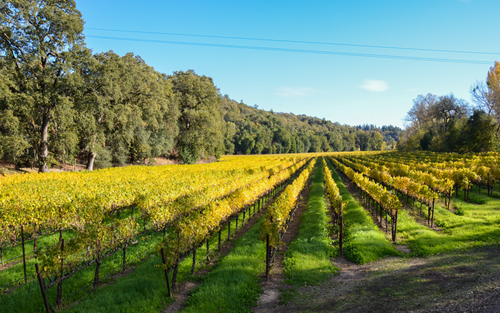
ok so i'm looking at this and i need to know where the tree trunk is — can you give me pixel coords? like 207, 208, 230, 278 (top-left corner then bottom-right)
39, 112, 50, 173
87, 151, 96, 171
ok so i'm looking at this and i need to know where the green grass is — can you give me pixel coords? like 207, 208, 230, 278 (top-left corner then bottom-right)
180, 218, 266, 313
283, 161, 339, 285
0, 206, 140, 291
0, 229, 77, 291
326, 161, 400, 264
383, 183, 500, 257
0, 227, 166, 313
0, 204, 258, 313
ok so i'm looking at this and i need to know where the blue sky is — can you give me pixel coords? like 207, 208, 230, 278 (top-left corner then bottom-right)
76, 0, 500, 128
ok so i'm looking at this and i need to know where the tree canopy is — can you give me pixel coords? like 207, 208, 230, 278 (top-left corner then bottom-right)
399, 61, 500, 153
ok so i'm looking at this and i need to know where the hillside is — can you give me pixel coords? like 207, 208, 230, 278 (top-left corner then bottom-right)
222, 96, 402, 155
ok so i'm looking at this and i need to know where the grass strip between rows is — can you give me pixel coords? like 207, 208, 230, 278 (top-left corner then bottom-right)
283, 160, 339, 285
180, 218, 265, 313
326, 161, 400, 264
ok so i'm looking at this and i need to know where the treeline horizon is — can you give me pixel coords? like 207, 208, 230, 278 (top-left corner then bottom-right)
0, 1, 402, 172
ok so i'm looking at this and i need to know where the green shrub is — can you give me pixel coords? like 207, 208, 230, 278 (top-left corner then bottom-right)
435, 220, 449, 228
454, 206, 466, 216
468, 194, 486, 204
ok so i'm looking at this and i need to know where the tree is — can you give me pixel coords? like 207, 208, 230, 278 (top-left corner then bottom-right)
487, 61, 500, 108
0, 110, 29, 164
470, 81, 495, 116
405, 94, 437, 127
431, 94, 470, 132
1, 0, 85, 172
461, 109, 497, 152
72, 52, 178, 169
273, 126, 291, 153
369, 131, 384, 150
236, 130, 255, 155
170, 70, 224, 164
420, 130, 434, 151
328, 131, 343, 151
223, 121, 236, 154
289, 135, 297, 153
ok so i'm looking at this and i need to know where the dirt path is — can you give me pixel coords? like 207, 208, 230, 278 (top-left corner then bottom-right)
254, 185, 311, 313
269, 245, 500, 312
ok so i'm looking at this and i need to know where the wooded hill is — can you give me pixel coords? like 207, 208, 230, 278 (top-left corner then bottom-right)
222, 97, 402, 156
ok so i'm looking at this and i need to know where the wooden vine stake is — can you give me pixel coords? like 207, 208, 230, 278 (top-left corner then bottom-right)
56, 239, 64, 306
206, 238, 210, 264
33, 224, 38, 252
21, 225, 27, 284
191, 244, 196, 275
431, 199, 435, 227
391, 211, 398, 242
218, 229, 221, 251
339, 203, 343, 256
94, 239, 101, 288
35, 263, 51, 313
160, 248, 172, 297
122, 243, 127, 273
265, 235, 270, 281
171, 262, 179, 288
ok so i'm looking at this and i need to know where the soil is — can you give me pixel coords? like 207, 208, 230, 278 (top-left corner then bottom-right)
264, 245, 500, 313
0, 156, 216, 175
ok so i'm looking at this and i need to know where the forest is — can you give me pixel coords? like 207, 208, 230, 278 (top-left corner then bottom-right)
0, 1, 401, 172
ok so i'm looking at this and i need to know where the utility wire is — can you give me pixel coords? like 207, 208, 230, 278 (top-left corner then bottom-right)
86, 27, 500, 56
86, 35, 493, 65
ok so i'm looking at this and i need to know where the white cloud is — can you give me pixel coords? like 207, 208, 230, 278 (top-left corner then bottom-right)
361, 79, 389, 92
407, 88, 419, 92
276, 87, 313, 98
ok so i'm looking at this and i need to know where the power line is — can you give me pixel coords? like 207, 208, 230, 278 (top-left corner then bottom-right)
86, 27, 500, 56
85, 35, 493, 65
